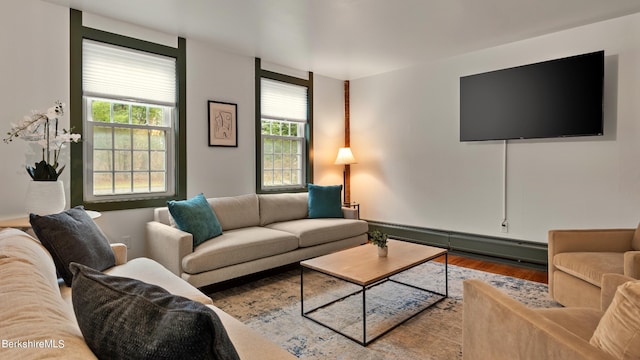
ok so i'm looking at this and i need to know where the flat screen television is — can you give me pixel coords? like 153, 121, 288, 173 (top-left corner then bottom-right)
459, 50, 604, 141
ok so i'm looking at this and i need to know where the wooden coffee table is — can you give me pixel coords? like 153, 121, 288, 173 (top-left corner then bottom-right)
300, 239, 447, 346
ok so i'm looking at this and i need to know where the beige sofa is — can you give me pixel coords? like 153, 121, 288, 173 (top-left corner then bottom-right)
146, 192, 369, 287
462, 274, 636, 360
548, 227, 640, 308
0, 228, 295, 360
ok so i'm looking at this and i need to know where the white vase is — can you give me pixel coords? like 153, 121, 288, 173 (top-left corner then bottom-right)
378, 246, 388, 257
24, 180, 66, 216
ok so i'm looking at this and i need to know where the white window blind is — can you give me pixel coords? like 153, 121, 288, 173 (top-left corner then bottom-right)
261, 79, 308, 122
83, 39, 176, 106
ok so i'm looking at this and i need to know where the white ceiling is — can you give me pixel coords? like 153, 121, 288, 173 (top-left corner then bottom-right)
44, 0, 640, 80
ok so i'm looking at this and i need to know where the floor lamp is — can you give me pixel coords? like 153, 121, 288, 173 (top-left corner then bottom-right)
334, 147, 357, 205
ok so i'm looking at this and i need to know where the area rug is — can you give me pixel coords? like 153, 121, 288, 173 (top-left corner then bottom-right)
208, 262, 559, 359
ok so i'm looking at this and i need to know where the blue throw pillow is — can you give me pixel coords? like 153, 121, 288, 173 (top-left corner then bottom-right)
308, 184, 344, 218
167, 193, 222, 248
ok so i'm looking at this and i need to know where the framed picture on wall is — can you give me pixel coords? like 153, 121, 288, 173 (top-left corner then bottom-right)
208, 100, 238, 147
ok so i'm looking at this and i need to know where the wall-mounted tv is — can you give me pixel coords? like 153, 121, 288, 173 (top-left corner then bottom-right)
460, 50, 604, 142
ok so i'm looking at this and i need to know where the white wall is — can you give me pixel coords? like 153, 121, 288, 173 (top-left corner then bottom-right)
186, 40, 256, 198
0, 0, 344, 258
351, 12, 640, 243
313, 77, 347, 187
0, 0, 70, 218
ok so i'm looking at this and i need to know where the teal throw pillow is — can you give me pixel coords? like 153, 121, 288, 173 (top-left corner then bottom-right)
308, 184, 344, 218
167, 193, 222, 248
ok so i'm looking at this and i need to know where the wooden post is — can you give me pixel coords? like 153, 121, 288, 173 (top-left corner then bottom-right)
344, 80, 351, 204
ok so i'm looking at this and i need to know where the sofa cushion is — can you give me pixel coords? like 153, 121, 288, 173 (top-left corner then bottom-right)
633, 222, 640, 251
267, 218, 368, 248
0, 229, 98, 359
168, 193, 223, 247
70, 263, 240, 360
259, 192, 308, 226
30, 206, 116, 286
182, 227, 299, 274
105, 257, 214, 305
590, 280, 640, 359
0, 229, 59, 289
308, 184, 344, 218
553, 252, 624, 287
209, 194, 260, 231
59, 257, 215, 313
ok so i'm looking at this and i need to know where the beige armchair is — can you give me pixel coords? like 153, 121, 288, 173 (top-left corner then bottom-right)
462, 274, 636, 360
548, 225, 640, 308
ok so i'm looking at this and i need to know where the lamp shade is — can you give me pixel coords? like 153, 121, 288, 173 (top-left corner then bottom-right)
334, 147, 357, 165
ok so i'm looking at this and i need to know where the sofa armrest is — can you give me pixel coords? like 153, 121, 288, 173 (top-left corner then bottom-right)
600, 273, 636, 311
110, 243, 127, 265
463, 279, 613, 360
145, 221, 194, 276
624, 251, 640, 279
342, 207, 359, 219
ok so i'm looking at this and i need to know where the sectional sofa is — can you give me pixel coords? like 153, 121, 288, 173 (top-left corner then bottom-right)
147, 192, 369, 288
0, 227, 295, 359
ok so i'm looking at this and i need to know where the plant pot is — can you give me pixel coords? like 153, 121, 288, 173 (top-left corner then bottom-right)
24, 180, 66, 216
377, 246, 388, 257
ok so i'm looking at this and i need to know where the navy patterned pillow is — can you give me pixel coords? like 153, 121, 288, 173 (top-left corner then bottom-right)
30, 206, 115, 286
70, 263, 240, 360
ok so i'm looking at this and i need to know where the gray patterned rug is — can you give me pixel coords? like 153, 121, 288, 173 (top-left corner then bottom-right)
208, 261, 558, 359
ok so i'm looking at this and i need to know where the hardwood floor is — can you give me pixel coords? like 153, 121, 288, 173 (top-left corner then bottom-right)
435, 253, 549, 284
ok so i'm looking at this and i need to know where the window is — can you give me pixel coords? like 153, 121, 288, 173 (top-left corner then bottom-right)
82, 40, 176, 201
84, 97, 172, 198
256, 59, 313, 192
70, 9, 186, 211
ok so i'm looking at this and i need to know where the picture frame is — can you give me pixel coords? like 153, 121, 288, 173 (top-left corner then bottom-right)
208, 100, 238, 147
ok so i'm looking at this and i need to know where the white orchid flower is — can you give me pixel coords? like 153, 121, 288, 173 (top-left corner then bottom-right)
3, 101, 80, 180
46, 101, 65, 119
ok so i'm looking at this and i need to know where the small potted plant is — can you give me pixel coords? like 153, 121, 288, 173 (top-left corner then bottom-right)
368, 230, 388, 257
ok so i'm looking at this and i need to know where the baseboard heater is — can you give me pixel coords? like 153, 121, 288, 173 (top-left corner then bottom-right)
366, 220, 548, 269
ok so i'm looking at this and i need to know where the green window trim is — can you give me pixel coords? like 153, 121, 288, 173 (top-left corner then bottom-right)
70, 9, 186, 211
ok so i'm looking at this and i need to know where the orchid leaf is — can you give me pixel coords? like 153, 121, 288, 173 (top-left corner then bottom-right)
26, 160, 60, 181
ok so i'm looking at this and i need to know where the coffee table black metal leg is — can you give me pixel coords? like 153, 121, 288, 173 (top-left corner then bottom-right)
362, 285, 367, 345
445, 252, 449, 297
300, 266, 304, 316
